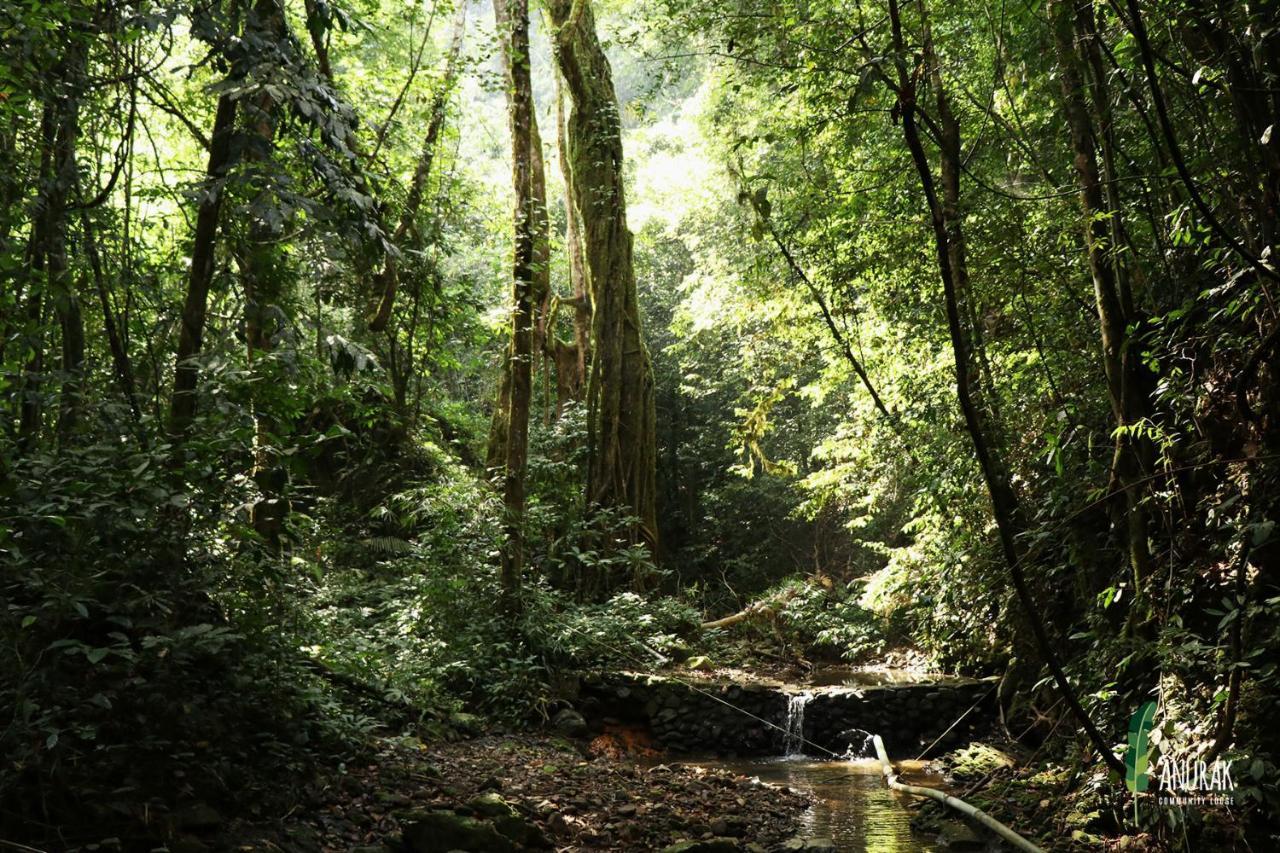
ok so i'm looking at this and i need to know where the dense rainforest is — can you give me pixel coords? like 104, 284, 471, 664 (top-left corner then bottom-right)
2, 0, 1279, 850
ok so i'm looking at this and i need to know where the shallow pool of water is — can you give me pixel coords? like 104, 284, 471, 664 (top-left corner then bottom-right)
674, 755, 944, 851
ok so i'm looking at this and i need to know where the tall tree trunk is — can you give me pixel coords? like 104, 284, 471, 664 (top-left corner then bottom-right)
1050, 0, 1154, 611
241, 0, 289, 554
487, 0, 551, 467
886, 0, 1125, 778
17, 106, 57, 451
46, 38, 88, 444
553, 71, 591, 413
494, 0, 536, 610
546, 0, 659, 574
169, 92, 239, 440
368, 2, 467, 333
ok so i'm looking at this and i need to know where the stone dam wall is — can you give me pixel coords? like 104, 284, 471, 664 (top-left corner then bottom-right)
579, 672, 998, 757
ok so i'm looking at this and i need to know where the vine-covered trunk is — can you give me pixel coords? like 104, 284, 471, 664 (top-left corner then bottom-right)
553, 73, 591, 414
494, 0, 537, 608
242, 0, 289, 554
49, 61, 84, 444
169, 92, 240, 440
1050, 0, 1155, 611
486, 0, 548, 477
547, 0, 659, 574
887, 0, 1125, 778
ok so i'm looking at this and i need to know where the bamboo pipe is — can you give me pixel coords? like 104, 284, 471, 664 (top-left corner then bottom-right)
872, 734, 1043, 853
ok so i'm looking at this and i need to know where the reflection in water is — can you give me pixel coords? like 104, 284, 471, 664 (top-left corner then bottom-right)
677, 756, 941, 852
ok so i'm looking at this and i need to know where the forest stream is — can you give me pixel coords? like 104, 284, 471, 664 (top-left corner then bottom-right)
636, 667, 973, 851
676, 755, 942, 852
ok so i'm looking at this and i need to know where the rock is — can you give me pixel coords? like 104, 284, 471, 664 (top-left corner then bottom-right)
377, 791, 414, 808
170, 803, 221, 833
168, 837, 210, 853
401, 809, 516, 853
552, 707, 588, 738
665, 640, 693, 662
547, 811, 571, 836
449, 711, 483, 735
937, 819, 984, 849
467, 792, 518, 820
660, 838, 739, 853
493, 813, 552, 848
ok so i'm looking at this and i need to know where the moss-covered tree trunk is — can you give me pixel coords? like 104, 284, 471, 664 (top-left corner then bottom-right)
546, 0, 659, 573
552, 72, 591, 414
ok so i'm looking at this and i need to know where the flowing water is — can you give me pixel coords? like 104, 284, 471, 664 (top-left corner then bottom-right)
685, 687, 947, 851
677, 755, 943, 851
783, 691, 812, 756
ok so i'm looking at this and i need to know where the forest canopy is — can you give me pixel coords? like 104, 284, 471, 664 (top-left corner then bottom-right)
2, 0, 1278, 849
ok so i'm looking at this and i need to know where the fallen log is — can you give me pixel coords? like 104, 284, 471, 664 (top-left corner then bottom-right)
699, 588, 797, 630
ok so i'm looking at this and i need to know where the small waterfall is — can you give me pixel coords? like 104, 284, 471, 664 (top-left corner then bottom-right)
783, 691, 812, 756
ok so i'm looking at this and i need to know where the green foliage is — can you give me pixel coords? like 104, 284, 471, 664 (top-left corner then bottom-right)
770, 579, 888, 662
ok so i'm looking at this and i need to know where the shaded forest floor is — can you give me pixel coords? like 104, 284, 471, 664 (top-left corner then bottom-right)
179, 734, 809, 853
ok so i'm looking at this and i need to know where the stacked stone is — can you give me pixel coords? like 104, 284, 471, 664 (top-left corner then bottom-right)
579, 672, 998, 759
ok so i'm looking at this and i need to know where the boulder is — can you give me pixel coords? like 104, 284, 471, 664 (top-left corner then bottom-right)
552, 707, 589, 738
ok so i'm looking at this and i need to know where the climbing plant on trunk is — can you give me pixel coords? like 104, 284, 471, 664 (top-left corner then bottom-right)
546, 0, 659, 575
493, 0, 538, 609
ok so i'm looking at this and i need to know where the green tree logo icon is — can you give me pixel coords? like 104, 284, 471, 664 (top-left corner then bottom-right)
1125, 701, 1157, 793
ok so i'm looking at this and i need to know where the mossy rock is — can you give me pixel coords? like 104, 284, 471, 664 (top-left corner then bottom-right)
938, 742, 1015, 782
400, 809, 515, 852
660, 838, 739, 853
467, 792, 519, 820
448, 711, 483, 735
493, 813, 552, 848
